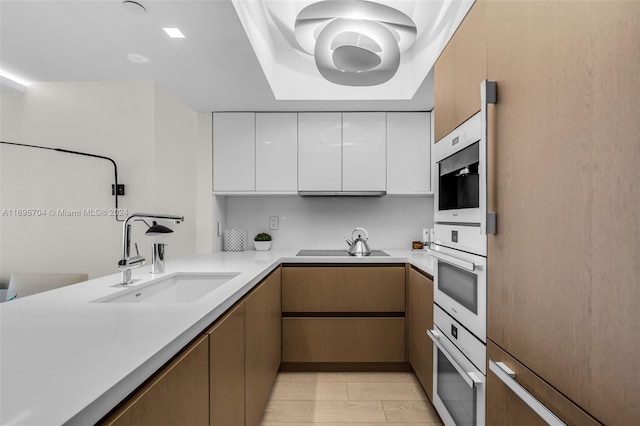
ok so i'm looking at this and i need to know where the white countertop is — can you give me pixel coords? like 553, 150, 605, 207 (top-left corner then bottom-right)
0, 249, 434, 426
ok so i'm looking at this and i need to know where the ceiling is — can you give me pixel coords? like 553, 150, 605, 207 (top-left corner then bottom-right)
0, 1, 470, 113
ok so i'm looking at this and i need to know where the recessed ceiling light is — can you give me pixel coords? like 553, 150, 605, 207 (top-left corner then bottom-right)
0, 68, 31, 87
163, 28, 185, 39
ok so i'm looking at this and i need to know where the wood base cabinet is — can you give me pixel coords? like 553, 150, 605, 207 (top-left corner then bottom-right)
101, 336, 209, 426
208, 303, 245, 426
282, 265, 406, 367
407, 267, 434, 401
245, 268, 282, 426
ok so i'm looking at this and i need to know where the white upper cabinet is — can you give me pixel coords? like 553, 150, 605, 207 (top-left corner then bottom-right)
298, 112, 342, 191
255, 113, 297, 192
213, 113, 255, 191
342, 112, 386, 191
386, 112, 431, 194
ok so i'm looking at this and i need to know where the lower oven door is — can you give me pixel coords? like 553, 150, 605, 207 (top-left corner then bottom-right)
428, 327, 486, 426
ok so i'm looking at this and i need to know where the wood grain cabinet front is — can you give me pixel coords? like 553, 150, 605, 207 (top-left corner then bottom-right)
282, 317, 405, 363
434, 0, 487, 142
487, 341, 601, 426
486, 1, 640, 424
207, 302, 245, 426
245, 267, 282, 426
282, 265, 405, 313
407, 267, 434, 401
101, 335, 209, 426
282, 265, 407, 366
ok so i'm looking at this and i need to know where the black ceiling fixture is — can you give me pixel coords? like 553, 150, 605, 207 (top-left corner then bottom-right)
0, 140, 125, 221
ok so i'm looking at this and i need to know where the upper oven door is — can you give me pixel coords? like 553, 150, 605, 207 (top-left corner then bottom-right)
430, 244, 487, 342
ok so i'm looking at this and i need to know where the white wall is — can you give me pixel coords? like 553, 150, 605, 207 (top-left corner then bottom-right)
195, 113, 213, 253
219, 195, 433, 250
0, 81, 198, 284
153, 84, 198, 259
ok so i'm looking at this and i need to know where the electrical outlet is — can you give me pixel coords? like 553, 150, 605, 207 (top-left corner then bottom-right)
269, 216, 279, 230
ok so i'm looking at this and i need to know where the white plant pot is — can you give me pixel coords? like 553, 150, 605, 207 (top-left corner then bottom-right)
254, 241, 272, 251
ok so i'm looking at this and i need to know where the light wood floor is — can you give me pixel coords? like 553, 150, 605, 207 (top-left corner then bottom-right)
260, 372, 443, 425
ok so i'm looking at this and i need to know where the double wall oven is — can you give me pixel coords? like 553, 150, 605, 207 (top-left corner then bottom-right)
428, 81, 495, 426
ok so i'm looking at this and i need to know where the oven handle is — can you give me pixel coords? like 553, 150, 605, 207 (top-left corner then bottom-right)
489, 360, 567, 426
428, 249, 477, 272
427, 329, 484, 388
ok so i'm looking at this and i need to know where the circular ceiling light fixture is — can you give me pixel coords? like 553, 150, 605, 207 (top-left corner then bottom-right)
122, 0, 147, 15
127, 53, 149, 64
292, 0, 416, 86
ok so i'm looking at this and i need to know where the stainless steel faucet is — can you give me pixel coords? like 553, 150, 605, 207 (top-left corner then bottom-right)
118, 213, 184, 285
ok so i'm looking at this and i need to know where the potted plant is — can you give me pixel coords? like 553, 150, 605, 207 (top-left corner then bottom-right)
253, 232, 272, 251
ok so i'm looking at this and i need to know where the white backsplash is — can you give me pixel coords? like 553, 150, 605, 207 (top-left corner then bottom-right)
216, 195, 433, 251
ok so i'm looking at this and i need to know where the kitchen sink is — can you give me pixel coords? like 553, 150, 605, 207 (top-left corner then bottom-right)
93, 272, 240, 303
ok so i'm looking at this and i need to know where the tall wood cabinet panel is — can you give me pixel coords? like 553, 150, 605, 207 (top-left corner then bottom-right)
386, 112, 431, 194
255, 113, 297, 192
407, 267, 434, 401
486, 1, 640, 424
245, 268, 282, 426
452, 0, 487, 128
102, 336, 209, 426
342, 112, 386, 191
208, 303, 245, 426
213, 112, 255, 191
434, 37, 456, 143
297, 112, 342, 191
434, 1, 487, 142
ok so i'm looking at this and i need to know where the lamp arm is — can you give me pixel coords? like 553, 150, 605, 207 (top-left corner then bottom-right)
0, 140, 124, 221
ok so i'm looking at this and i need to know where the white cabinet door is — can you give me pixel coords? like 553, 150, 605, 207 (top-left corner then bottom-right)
213, 113, 255, 191
298, 112, 342, 191
256, 113, 297, 192
342, 112, 386, 191
387, 112, 431, 194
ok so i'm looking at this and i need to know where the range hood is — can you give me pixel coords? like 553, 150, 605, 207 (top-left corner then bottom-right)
298, 191, 386, 197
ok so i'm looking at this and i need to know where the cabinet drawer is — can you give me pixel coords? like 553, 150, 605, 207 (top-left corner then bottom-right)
282, 317, 405, 363
282, 266, 405, 313
487, 341, 601, 426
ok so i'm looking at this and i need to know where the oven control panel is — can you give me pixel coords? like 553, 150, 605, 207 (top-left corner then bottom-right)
434, 223, 486, 257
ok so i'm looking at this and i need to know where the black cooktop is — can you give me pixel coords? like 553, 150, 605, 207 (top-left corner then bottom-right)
296, 249, 389, 257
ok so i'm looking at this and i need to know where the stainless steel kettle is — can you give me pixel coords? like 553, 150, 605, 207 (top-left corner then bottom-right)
346, 227, 372, 256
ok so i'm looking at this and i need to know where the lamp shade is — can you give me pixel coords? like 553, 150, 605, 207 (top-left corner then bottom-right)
145, 221, 174, 236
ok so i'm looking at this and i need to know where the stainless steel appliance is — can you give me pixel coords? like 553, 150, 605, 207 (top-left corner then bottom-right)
428, 305, 486, 426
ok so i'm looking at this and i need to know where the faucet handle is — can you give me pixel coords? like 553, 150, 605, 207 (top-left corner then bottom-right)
134, 243, 140, 257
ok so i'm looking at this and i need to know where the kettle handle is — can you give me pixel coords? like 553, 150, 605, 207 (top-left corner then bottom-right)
351, 227, 368, 241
